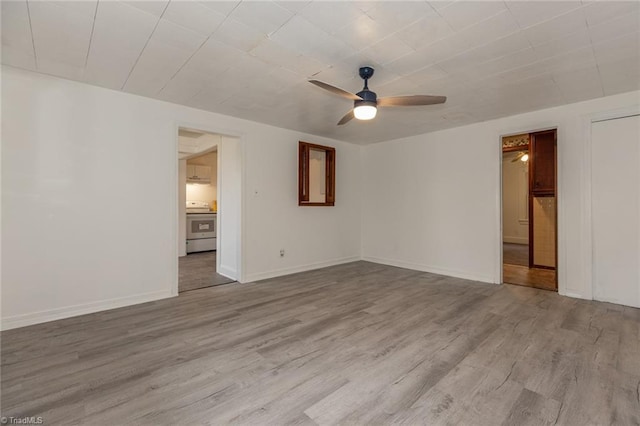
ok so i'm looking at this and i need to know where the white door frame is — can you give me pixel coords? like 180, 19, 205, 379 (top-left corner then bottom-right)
171, 121, 246, 296
497, 125, 561, 291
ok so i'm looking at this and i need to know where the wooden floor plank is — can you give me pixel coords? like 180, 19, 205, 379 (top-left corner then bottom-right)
2, 261, 639, 425
503, 263, 557, 291
179, 251, 235, 293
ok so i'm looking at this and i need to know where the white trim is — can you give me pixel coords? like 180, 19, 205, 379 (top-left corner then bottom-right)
216, 140, 230, 279
581, 115, 594, 301
1, 290, 173, 331
556, 125, 567, 297
238, 137, 247, 283
172, 125, 180, 296
217, 264, 237, 280
363, 256, 495, 284
243, 256, 362, 283
216, 144, 222, 275
591, 294, 640, 309
497, 124, 562, 292
591, 110, 640, 123
496, 135, 504, 284
559, 290, 590, 300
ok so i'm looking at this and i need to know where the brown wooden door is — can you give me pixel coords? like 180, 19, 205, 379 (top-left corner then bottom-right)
530, 130, 556, 196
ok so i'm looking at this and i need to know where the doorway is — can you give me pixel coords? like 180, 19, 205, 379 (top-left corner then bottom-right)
501, 130, 557, 291
177, 127, 238, 293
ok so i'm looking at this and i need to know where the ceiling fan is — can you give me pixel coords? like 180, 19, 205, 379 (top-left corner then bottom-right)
309, 66, 447, 125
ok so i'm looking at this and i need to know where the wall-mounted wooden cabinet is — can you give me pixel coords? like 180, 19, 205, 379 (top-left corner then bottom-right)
186, 165, 211, 183
530, 130, 556, 196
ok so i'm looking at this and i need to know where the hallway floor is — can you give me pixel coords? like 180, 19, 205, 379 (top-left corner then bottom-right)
179, 251, 235, 293
503, 243, 556, 291
503, 243, 528, 266
503, 264, 556, 291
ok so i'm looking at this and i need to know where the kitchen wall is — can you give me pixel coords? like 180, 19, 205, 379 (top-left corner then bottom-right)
502, 151, 529, 245
186, 151, 218, 206
1, 66, 362, 329
362, 89, 640, 301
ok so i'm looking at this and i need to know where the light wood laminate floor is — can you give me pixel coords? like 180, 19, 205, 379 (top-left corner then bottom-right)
503, 264, 557, 291
2, 262, 639, 425
503, 242, 529, 267
179, 251, 235, 293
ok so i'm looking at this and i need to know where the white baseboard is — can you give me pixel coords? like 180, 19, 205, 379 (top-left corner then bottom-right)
1, 290, 174, 331
243, 256, 362, 283
503, 237, 529, 245
592, 295, 639, 309
559, 290, 590, 300
362, 256, 495, 284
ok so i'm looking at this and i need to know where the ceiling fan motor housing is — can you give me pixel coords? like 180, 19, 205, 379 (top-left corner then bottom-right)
355, 89, 377, 109
356, 67, 377, 108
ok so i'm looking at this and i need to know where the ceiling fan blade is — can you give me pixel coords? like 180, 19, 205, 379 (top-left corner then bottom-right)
309, 80, 362, 101
378, 95, 447, 107
337, 110, 354, 125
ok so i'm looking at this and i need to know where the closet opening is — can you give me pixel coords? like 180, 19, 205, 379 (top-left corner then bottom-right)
501, 129, 557, 291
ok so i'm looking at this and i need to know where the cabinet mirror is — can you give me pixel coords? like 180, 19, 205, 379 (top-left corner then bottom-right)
298, 141, 335, 206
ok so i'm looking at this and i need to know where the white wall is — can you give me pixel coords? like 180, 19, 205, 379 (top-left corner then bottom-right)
362, 90, 640, 301
502, 151, 529, 245
1, 67, 362, 329
5, 64, 638, 329
242, 134, 362, 282
362, 124, 498, 283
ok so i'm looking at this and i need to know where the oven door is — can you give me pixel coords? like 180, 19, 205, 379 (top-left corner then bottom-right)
187, 214, 216, 239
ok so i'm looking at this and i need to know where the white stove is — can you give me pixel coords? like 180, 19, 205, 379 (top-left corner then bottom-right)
186, 201, 216, 253
186, 200, 212, 213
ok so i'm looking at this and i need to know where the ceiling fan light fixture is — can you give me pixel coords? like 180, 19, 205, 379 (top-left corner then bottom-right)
354, 103, 377, 120
308, 66, 446, 125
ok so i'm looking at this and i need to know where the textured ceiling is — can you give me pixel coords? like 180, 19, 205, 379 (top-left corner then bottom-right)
2, 1, 639, 144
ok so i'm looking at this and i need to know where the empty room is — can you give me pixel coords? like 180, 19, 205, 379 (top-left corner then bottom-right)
1, 0, 639, 425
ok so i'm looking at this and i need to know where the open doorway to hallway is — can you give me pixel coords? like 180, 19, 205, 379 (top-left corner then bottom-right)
502, 130, 557, 291
178, 128, 235, 293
